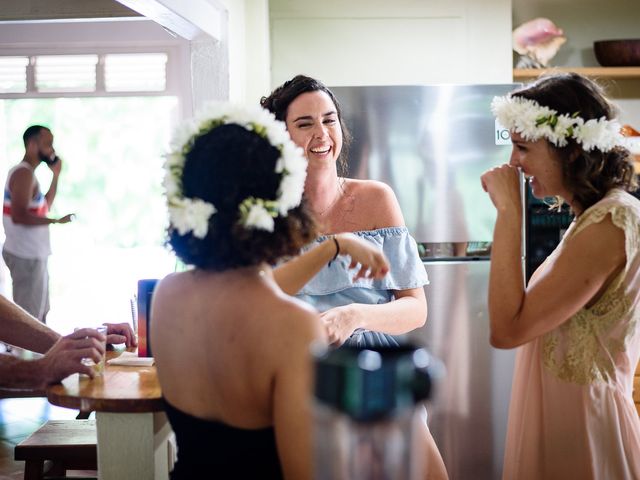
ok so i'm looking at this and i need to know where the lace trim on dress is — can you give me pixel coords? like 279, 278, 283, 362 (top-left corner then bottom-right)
543, 285, 631, 384
542, 192, 639, 385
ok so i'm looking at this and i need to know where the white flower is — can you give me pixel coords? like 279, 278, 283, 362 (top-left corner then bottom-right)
163, 102, 308, 238
169, 198, 216, 239
553, 115, 577, 145
266, 122, 292, 148
162, 173, 180, 198
243, 203, 275, 232
278, 172, 306, 214
573, 117, 622, 152
280, 142, 307, 174
170, 120, 198, 153
492, 95, 622, 153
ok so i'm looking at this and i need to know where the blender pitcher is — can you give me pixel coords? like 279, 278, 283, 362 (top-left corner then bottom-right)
313, 344, 436, 480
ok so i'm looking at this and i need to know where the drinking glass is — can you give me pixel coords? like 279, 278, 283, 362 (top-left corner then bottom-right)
76, 326, 107, 376
93, 326, 108, 374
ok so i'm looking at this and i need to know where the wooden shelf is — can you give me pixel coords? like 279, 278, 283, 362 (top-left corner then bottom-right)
513, 67, 640, 81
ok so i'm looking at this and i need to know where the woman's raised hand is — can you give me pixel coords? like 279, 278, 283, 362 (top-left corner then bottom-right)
334, 233, 390, 280
480, 164, 522, 214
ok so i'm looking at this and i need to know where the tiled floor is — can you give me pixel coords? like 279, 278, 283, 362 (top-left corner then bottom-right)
0, 396, 95, 479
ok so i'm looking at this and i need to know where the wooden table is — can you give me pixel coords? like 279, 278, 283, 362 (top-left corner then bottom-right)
47, 349, 174, 480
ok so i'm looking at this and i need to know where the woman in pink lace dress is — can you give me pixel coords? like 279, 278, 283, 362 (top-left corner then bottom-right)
481, 72, 640, 479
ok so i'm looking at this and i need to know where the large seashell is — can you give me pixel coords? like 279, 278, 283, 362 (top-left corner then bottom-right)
513, 17, 566, 68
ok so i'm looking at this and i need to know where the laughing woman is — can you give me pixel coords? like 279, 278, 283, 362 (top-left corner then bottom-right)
262, 75, 429, 350
262, 75, 448, 480
482, 73, 640, 479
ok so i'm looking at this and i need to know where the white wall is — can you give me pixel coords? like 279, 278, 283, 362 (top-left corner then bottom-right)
268, 0, 512, 88
216, 0, 271, 105
242, 0, 271, 104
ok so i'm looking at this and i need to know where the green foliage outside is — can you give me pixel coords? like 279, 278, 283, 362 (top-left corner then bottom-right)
0, 96, 177, 247
0, 96, 179, 332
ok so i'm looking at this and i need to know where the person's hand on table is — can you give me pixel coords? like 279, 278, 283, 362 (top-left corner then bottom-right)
38, 328, 105, 385
103, 322, 137, 347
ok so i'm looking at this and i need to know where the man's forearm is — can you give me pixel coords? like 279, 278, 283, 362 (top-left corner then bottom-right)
0, 354, 45, 389
45, 174, 59, 207
0, 296, 60, 353
11, 213, 58, 226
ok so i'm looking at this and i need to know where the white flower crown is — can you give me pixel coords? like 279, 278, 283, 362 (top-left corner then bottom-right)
491, 95, 623, 152
163, 103, 308, 238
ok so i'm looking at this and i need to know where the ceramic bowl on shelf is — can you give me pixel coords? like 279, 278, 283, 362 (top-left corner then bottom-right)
594, 39, 640, 67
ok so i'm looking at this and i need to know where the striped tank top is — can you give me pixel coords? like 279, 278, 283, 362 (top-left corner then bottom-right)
2, 162, 51, 259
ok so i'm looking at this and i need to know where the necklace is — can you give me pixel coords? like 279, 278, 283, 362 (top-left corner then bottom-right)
315, 180, 344, 217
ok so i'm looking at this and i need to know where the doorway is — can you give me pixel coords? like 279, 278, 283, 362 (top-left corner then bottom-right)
0, 96, 179, 333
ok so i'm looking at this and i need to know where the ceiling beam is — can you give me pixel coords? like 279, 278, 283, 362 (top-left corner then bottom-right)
0, 0, 139, 21
113, 0, 224, 40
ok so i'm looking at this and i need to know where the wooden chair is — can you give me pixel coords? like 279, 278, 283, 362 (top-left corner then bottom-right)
14, 419, 97, 480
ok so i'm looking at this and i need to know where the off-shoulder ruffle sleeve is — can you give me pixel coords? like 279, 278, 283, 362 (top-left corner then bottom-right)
297, 226, 428, 296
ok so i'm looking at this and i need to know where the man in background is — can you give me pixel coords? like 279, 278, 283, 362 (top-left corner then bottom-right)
2, 125, 74, 323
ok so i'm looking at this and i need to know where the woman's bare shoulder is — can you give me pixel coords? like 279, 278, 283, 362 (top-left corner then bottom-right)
272, 293, 324, 338
153, 271, 192, 299
344, 178, 393, 196
567, 211, 626, 262
343, 178, 404, 227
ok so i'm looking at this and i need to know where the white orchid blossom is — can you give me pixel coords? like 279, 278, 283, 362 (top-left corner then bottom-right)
163, 102, 308, 238
491, 95, 623, 152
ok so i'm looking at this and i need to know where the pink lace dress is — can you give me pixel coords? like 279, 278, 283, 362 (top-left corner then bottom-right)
503, 189, 640, 479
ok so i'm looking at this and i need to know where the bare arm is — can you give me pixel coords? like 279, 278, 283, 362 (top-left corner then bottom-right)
274, 233, 389, 295
320, 181, 427, 345
0, 295, 60, 353
0, 328, 105, 389
272, 309, 326, 480
44, 159, 62, 207
321, 287, 427, 345
489, 215, 624, 348
0, 295, 136, 387
8, 167, 70, 225
482, 165, 626, 348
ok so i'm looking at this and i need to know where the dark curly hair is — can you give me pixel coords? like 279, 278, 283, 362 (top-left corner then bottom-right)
512, 72, 636, 211
169, 123, 317, 270
260, 75, 352, 177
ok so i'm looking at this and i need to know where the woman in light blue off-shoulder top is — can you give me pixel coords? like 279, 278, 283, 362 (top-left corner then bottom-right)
263, 75, 447, 479
295, 226, 428, 347
263, 75, 429, 349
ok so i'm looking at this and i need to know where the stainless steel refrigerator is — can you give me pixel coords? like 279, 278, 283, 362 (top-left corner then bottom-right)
332, 84, 519, 480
